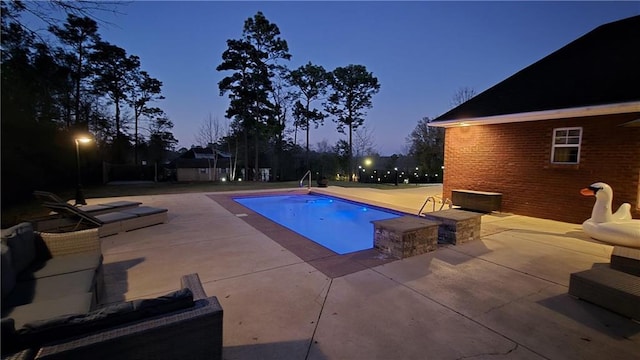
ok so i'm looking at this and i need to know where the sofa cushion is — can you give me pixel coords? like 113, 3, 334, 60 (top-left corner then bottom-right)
18, 251, 102, 281
132, 287, 194, 316
3, 270, 96, 308
18, 301, 136, 336
1, 244, 16, 300
1, 293, 94, 354
96, 211, 137, 223
3, 293, 95, 330
122, 206, 168, 216
2, 223, 35, 274
14, 288, 194, 350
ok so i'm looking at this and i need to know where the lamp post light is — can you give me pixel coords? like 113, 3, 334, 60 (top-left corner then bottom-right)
74, 136, 92, 205
363, 159, 372, 183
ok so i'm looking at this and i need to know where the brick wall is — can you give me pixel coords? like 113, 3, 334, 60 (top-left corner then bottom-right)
442, 113, 640, 224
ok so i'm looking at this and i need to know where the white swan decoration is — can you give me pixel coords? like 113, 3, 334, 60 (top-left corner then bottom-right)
580, 182, 640, 248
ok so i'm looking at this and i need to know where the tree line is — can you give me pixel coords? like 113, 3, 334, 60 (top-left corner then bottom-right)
1, 1, 176, 206
210, 12, 469, 184
1, 3, 470, 207
214, 11, 381, 182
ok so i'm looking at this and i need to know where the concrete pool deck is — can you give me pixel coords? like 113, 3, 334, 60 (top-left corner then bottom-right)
94, 185, 639, 359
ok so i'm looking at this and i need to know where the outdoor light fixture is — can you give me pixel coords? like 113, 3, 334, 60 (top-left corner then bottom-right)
364, 158, 372, 166
74, 136, 93, 205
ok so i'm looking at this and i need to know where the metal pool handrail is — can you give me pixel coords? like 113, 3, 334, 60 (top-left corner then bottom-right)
418, 195, 453, 215
418, 196, 436, 215
299, 170, 312, 189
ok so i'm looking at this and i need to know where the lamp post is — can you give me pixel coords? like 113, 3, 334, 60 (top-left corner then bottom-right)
394, 167, 398, 186
74, 136, 92, 205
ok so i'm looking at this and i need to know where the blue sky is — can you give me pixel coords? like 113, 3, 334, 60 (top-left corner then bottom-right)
91, 1, 639, 155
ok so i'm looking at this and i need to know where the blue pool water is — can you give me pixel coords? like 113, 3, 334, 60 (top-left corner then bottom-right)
234, 194, 402, 254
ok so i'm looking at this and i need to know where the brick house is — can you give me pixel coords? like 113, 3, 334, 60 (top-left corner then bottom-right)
431, 16, 640, 224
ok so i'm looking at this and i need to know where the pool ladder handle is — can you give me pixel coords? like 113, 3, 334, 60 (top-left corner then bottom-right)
299, 170, 312, 189
418, 196, 453, 216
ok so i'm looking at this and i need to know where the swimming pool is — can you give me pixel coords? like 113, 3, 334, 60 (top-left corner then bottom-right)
234, 194, 402, 254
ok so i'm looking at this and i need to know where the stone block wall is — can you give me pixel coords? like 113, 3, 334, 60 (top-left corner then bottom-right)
373, 217, 439, 259
421, 209, 482, 245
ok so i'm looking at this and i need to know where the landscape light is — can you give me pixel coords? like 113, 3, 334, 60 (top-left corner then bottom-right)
74, 135, 93, 205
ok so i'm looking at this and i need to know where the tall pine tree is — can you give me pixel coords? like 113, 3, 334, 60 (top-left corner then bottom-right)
217, 12, 290, 181
325, 64, 380, 181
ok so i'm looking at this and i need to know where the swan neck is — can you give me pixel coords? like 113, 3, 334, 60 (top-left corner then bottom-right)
591, 195, 612, 223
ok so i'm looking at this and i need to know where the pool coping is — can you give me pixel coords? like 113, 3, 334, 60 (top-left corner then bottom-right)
208, 190, 398, 278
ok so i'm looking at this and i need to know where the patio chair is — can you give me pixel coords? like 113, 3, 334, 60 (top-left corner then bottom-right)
39, 201, 168, 237
33, 191, 142, 216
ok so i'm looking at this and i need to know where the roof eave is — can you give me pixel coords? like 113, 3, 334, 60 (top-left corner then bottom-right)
430, 101, 640, 128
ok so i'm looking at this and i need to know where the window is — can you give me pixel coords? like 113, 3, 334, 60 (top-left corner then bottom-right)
551, 127, 582, 164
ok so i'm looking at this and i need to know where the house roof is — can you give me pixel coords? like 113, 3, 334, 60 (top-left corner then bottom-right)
167, 147, 232, 168
177, 147, 231, 160
432, 15, 640, 126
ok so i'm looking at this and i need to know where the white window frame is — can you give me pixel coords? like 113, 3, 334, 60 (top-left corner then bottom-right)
551, 127, 582, 164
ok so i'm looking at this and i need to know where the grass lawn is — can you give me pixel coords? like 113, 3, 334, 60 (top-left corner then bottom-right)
1, 180, 433, 228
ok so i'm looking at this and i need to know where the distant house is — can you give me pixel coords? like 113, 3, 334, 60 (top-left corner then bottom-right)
171, 147, 232, 182
431, 16, 640, 224
171, 147, 275, 182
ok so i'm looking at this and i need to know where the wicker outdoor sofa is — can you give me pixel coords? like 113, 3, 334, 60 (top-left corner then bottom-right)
2, 222, 223, 359
3, 274, 223, 360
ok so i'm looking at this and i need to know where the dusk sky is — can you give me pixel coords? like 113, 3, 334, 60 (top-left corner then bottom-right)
89, 1, 639, 155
